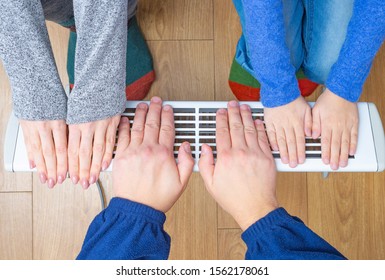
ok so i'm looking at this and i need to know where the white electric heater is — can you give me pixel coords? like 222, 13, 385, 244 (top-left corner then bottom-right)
4, 101, 385, 173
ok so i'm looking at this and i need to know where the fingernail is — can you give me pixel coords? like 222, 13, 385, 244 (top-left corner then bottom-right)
48, 178, 55, 189
121, 117, 129, 123
81, 179, 89, 189
340, 161, 347, 168
71, 175, 79, 185
290, 161, 298, 168
299, 157, 306, 164
57, 175, 64, 184
312, 132, 318, 139
163, 105, 172, 111
89, 175, 96, 185
255, 119, 264, 125
281, 156, 289, 164
240, 104, 250, 111
151, 96, 162, 103
138, 103, 148, 109
102, 161, 109, 171
323, 158, 330, 165
39, 173, 47, 184
183, 143, 191, 153
217, 108, 227, 115
331, 163, 338, 170
228, 100, 238, 107
29, 160, 36, 169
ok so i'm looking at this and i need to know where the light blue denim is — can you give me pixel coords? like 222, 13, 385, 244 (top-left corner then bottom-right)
234, 0, 355, 85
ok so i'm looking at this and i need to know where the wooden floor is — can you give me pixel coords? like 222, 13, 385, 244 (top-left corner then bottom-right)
1, 0, 384, 260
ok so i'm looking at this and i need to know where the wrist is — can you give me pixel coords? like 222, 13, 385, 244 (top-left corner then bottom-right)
236, 203, 279, 231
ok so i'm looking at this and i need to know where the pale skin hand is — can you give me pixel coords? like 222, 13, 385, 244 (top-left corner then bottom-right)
112, 96, 195, 213
199, 101, 279, 231
312, 88, 359, 170
20, 120, 68, 188
264, 96, 312, 168
68, 115, 121, 189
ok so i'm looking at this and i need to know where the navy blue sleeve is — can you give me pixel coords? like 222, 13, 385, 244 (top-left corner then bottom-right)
242, 208, 346, 260
77, 197, 170, 260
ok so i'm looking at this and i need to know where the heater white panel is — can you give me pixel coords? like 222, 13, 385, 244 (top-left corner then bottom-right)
4, 102, 385, 173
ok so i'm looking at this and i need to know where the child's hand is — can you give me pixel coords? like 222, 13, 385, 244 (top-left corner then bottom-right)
312, 89, 359, 170
263, 96, 312, 167
112, 96, 194, 213
68, 115, 121, 188
19, 119, 68, 188
199, 101, 278, 231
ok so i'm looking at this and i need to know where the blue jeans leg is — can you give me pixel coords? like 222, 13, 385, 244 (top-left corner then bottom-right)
302, 0, 355, 84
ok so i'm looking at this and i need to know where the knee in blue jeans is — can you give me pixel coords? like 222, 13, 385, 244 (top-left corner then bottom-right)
303, 59, 334, 85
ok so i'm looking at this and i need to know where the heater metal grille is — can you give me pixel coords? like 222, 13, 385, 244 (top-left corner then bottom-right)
118, 103, 352, 162
4, 101, 385, 172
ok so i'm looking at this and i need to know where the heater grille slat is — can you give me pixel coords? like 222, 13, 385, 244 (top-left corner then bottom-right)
115, 101, 358, 163
6, 101, 384, 173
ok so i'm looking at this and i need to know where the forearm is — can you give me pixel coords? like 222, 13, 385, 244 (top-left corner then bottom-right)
326, 0, 385, 102
77, 198, 171, 260
242, 208, 346, 260
235, 0, 300, 107
67, 0, 128, 124
0, 0, 67, 121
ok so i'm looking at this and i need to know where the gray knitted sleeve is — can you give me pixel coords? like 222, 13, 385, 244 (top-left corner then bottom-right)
0, 0, 67, 121
67, 0, 128, 124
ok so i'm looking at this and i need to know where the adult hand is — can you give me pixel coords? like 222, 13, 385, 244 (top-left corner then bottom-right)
19, 120, 68, 188
312, 88, 359, 170
264, 96, 312, 167
112, 96, 195, 213
199, 101, 279, 230
68, 115, 121, 189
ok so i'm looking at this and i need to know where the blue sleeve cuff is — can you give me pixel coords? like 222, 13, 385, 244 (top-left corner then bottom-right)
241, 208, 300, 244
108, 197, 166, 225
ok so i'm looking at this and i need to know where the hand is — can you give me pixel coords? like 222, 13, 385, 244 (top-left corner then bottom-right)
112, 96, 195, 213
312, 88, 359, 170
264, 96, 312, 167
199, 101, 279, 230
68, 115, 121, 189
19, 120, 68, 188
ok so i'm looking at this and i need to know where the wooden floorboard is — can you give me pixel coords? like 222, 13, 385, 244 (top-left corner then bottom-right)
0, 0, 384, 260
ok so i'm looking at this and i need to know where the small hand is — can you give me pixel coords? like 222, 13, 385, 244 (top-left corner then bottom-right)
312, 88, 359, 170
112, 96, 195, 213
19, 120, 68, 188
199, 101, 278, 230
68, 115, 121, 189
264, 96, 312, 167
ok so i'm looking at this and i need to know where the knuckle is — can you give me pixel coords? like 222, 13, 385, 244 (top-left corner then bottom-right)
55, 145, 67, 155
42, 146, 55, 157
31, 142, 42, 152
106, 136, 116, 146
79, 147, 91, 157
244, 125, 256, 135
93, 143, 105, 154
141, 146, 154, 159
231, 122, 244, 131
146, 121, 160, 130
216, 126, 230, 136
132, 124, 144, 133
160, 124, 174, 134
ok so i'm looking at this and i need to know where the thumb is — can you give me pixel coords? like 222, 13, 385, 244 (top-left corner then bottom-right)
198, 144, 215, 187
177, 142, 195, 187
